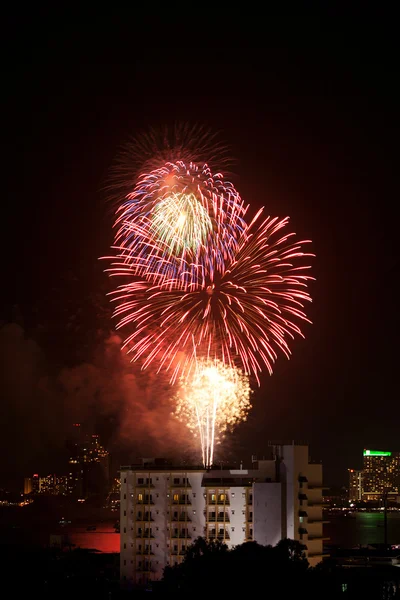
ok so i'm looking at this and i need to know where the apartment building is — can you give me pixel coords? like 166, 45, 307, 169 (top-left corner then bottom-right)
120, 444, 326, 588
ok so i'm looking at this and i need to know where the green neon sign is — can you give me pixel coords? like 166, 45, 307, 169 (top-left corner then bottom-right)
363, 449, 391, 457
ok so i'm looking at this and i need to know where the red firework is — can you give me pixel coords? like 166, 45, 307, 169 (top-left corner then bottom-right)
106, 208, 314, 385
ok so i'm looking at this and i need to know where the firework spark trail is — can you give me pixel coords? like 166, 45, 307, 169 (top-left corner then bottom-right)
174, 360, 252, 467
112, 161, 248, 286
106, 208, 314, 385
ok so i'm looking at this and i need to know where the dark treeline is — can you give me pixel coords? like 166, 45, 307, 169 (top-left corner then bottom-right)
159, 537, 400, 599
1, 537, 400, 598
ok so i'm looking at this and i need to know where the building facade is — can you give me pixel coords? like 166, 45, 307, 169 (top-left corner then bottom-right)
362, 449, 400, 502
120, 444, 326, 588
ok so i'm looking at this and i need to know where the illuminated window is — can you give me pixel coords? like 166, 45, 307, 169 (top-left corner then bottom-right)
138, 494, 143, 502
173, 494, 179, 502
211, 494, 216, 502
219, 494, 226, 502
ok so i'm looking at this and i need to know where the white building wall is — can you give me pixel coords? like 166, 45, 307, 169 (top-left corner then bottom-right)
120, 469, 134, 584
227, 485, 246, 546
253, 482, 281, 547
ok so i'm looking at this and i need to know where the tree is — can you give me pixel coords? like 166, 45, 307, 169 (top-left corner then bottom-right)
162, 537, 311, 594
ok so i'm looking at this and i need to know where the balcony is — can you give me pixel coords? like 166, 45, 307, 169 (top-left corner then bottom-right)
172, 499, 192, 505
207, 516, 230, 523
171, 515, 191, 522
208, 500, 230, 506
298, 527, 308, 535
308, 517, 330, 524
208, 534, 230, 541
171, 534, 192, 539
136, 549, 155, 555
170, 482, 192, 488
307, 500, 328, 507
136, 483, 155, 488
136, 532, 155, 538
136, 498, 154, 505
135, 516, 154, 522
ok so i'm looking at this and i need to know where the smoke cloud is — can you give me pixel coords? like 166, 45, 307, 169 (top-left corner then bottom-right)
0, 323, 198, 492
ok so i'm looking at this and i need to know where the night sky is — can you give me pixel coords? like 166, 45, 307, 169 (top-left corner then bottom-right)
2, 12, 399, 491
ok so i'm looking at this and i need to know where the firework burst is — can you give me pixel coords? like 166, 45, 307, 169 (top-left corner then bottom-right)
111, 160, 248, 285
107, 208, 314, 385
174, 359, 251, 467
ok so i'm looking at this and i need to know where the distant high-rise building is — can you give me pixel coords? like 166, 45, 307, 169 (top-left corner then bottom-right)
362, 449, 400, 501
120, 444, 327, 589
32, 474, 40, 494
24, 478, 32, 495
67, 427, 110, 498
24, 473, 69, 496
348, 469, 363, 501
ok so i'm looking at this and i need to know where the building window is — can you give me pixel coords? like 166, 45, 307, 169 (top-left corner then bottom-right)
124, 494, 126, 499
124, 543, 126, 549
124, 511, 126, 516
173, 494, 179, 502
146, 478, 152, 485
124, 560, 126, 566
138, 478, 144, 484
174, 478, 180, 484
300, 516, 304, 523
124, 478, 126, 484
138, 493, 143, 502
219, 494, 226, 502
124, 527, 126, 533
211, 494, 216, 502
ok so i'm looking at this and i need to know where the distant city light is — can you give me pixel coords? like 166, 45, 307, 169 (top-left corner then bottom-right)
363, 449, 392, 457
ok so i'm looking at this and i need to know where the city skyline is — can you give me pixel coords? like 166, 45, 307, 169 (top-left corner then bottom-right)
2, 18, 399, 491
